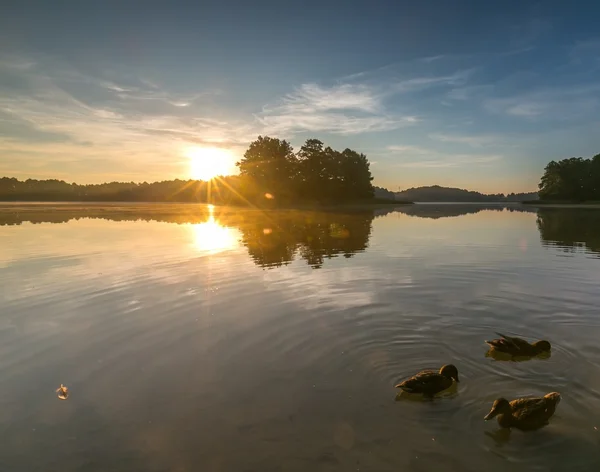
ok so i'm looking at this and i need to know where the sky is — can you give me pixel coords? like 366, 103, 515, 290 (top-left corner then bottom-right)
1, 0, 600, 193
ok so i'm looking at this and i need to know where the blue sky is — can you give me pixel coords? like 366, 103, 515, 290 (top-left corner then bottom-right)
1, 0, 600, 192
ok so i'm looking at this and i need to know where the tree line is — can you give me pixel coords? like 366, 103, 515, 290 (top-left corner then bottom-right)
0, 136, 377, 205
0, 176, 250, 204
538, 153, 600, 201
394, 185, 537, 202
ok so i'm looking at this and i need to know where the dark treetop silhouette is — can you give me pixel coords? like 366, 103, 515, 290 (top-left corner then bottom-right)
537, 153, 600, 202
0, 136, 384, 206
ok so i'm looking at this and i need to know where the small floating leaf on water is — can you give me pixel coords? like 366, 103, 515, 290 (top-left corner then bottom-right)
56, 384, 69, 400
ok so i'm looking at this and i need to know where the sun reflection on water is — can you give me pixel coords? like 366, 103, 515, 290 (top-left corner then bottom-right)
190, 205, 238, 254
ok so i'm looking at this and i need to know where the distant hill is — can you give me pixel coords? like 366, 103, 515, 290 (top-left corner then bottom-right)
373, 186, 397, 200
394, 185, 538, 202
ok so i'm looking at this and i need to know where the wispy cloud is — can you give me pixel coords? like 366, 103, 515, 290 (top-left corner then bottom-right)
0, 54, 256, 180
428, 133, 497, 147
484, 84, 600, 120
446, 84, 492, 101
387, 145, 429, 154
387, 144, 502, 168
508, 18, 552, 51
396, 156, 501, 168
392, 70, 473, 93
277, 83, 382, 113
257, 82, 420, 135
418, 55, 447, 63
570, 39, 600, 65
257, 68, 472, 136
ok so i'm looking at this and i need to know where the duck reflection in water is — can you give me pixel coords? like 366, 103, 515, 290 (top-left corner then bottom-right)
395, 380, 459, 402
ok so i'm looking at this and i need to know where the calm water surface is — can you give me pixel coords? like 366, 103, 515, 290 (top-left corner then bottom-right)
1, 204, 599, 471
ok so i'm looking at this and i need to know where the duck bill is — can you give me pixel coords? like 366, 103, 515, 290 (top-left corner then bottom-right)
484, 407, 500, 421
454, 375, 460, 383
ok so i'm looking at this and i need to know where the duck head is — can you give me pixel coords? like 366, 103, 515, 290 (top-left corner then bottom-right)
544, 392, 561, 404
533, 340, 551, 353
439, 364, 459, 382
484, 398, 511, 420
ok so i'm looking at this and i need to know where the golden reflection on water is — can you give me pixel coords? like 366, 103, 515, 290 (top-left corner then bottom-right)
189, 205, 238, 254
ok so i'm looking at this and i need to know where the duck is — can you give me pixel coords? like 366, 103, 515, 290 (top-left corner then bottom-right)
485, 332, 551, 357
484, 392, 561, 430
395, 364, 459, 396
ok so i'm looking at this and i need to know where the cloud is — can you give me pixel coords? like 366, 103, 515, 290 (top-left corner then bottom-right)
428, 133, 497, 147
278, 83, 382, 113
0, 54, 257, 181
570, 39, 600, 65
395, 154, 501, 168
387, 144, 502, 168
392, 70, 473, 93
508, 18, 552, 51
387, 145, 429, 154
484, 84, 600, 120
256, 68, 471, 136
418, 55, 447, 63
257, 82, 420, 135
446, 84, 492, 101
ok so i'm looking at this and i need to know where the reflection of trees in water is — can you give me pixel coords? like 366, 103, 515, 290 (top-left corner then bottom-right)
537, 209, 600, 256
394, 204, 536, 219
0, 205, 374, 269
236, 211, 373, 269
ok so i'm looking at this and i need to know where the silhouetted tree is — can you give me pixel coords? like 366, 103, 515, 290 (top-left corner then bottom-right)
295, 139, 374, 202
236, 136, 298, 203
538, 155, 600, 201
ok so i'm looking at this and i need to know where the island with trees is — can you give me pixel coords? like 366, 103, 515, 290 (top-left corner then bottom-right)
0, 136, 407, 207
533, 153, 600, 203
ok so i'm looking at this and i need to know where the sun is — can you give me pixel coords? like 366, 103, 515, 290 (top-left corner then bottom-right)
185, 146, 235, 181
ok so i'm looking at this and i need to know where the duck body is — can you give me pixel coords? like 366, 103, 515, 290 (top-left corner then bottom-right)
395, 364, 459, 396
485, 333, 551, 357
484, 392, 561, 430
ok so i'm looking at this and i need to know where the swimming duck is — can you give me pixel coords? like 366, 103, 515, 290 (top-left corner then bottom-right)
484, 392, 561, 430
485, 333, 551, 357
56, 384, 69, 400
395, 364, 459, 396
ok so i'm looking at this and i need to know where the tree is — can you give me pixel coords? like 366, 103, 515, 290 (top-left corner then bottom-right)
538, 156, 595, 201
236, 136, 297, 203
295, 139, 374, 202
296, 138, 327, 200
338, 148, 374, 199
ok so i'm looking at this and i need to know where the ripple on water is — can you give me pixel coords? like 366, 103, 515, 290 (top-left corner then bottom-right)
3, 206, 600, 472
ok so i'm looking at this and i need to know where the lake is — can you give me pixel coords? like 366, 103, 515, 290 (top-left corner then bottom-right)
1, 203, 599, 472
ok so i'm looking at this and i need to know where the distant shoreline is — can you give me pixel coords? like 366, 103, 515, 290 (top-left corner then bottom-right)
0, 199, 414, 212
522, 201, 600, 208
